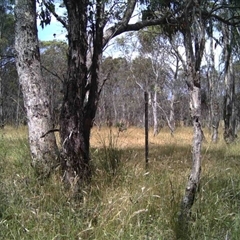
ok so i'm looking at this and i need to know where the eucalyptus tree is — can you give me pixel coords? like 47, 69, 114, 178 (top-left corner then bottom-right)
222, 21, 236, 143
137, 30, 175, 135
14, 0, 178, 182
38, 0, 191, 185
204, 23, 221, 142
172, 6, 206, 225
152, 0, 240, 227
97, 56, 129, 126
15, 0, 240, 193
117, 31, 178, 134
15, 0, 59, 177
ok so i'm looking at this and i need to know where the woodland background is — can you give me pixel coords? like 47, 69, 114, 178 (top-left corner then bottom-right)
1, 1, 240, 239
2, 5, 240, 135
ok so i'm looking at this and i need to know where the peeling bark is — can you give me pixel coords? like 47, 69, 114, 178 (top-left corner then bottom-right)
181, 84, 202, 216
179, 3, 205, 227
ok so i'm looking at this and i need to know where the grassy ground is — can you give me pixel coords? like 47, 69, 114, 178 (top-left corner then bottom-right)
1, 126, 240, 239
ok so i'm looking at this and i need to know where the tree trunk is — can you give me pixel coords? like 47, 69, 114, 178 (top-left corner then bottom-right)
145, 91, 149, 166
152, 89, 159, 136
208, 25, 220, 143
222, 15, 236, 143
179, 10, 205, 230
169, 92, 175, 135
15, 0, 59, 177
181, 80, 202, 217
223, 57, 236, 143
60, 0, 102, 186
223, 48, 236, 143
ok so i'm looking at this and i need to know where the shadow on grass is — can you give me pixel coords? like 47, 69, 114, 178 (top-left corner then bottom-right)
91, 141, 228, 176
90, 142, 236, 240
1, 129, 240, 239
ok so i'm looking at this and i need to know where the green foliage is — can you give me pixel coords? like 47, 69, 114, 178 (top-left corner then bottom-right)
38, 0, 55, 29
0, 6, 14, 57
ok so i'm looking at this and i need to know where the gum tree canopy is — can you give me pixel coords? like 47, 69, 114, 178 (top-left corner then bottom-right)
14, 0, 240, 188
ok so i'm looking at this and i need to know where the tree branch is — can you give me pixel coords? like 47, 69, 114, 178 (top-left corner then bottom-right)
42, 0, 68, 30
121, 0, 137, 27
41, 65, 64, 83
103, 12, 172, 47
40, 128, 60, 138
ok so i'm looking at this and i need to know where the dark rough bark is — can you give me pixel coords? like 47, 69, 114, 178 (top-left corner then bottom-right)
223, 47, 236, 143
15, 0, 59, 177
60, 0, 103, 186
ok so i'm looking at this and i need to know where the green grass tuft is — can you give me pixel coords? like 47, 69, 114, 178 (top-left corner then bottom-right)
1, 126, 240, 239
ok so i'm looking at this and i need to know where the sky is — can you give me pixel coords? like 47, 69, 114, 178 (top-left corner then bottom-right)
37, 3, 140, 57
37, 3, 67, 41
38, 21, 66, 41
37, 6, 222, 67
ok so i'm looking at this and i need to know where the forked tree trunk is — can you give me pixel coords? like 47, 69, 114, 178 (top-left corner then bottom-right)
15, 0, 59, 177
60, 0, 102, 186
60, 0, 90, 185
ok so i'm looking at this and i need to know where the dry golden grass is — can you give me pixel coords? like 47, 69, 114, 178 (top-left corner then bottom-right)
90, 126, 193, 149
1, 125, 240, 239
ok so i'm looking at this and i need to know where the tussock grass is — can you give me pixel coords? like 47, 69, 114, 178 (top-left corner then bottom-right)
1, 126, 240, 239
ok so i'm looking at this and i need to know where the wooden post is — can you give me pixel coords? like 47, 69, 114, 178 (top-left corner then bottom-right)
145, 91, 149, 167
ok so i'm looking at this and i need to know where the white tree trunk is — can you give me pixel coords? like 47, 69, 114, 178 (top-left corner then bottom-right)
169, 92, 175, 135
15, 0, 59, 177
152, 90, 159, 136
208, 27, 220, 143
179, 9, 205, 225
181, 84, 202, 214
